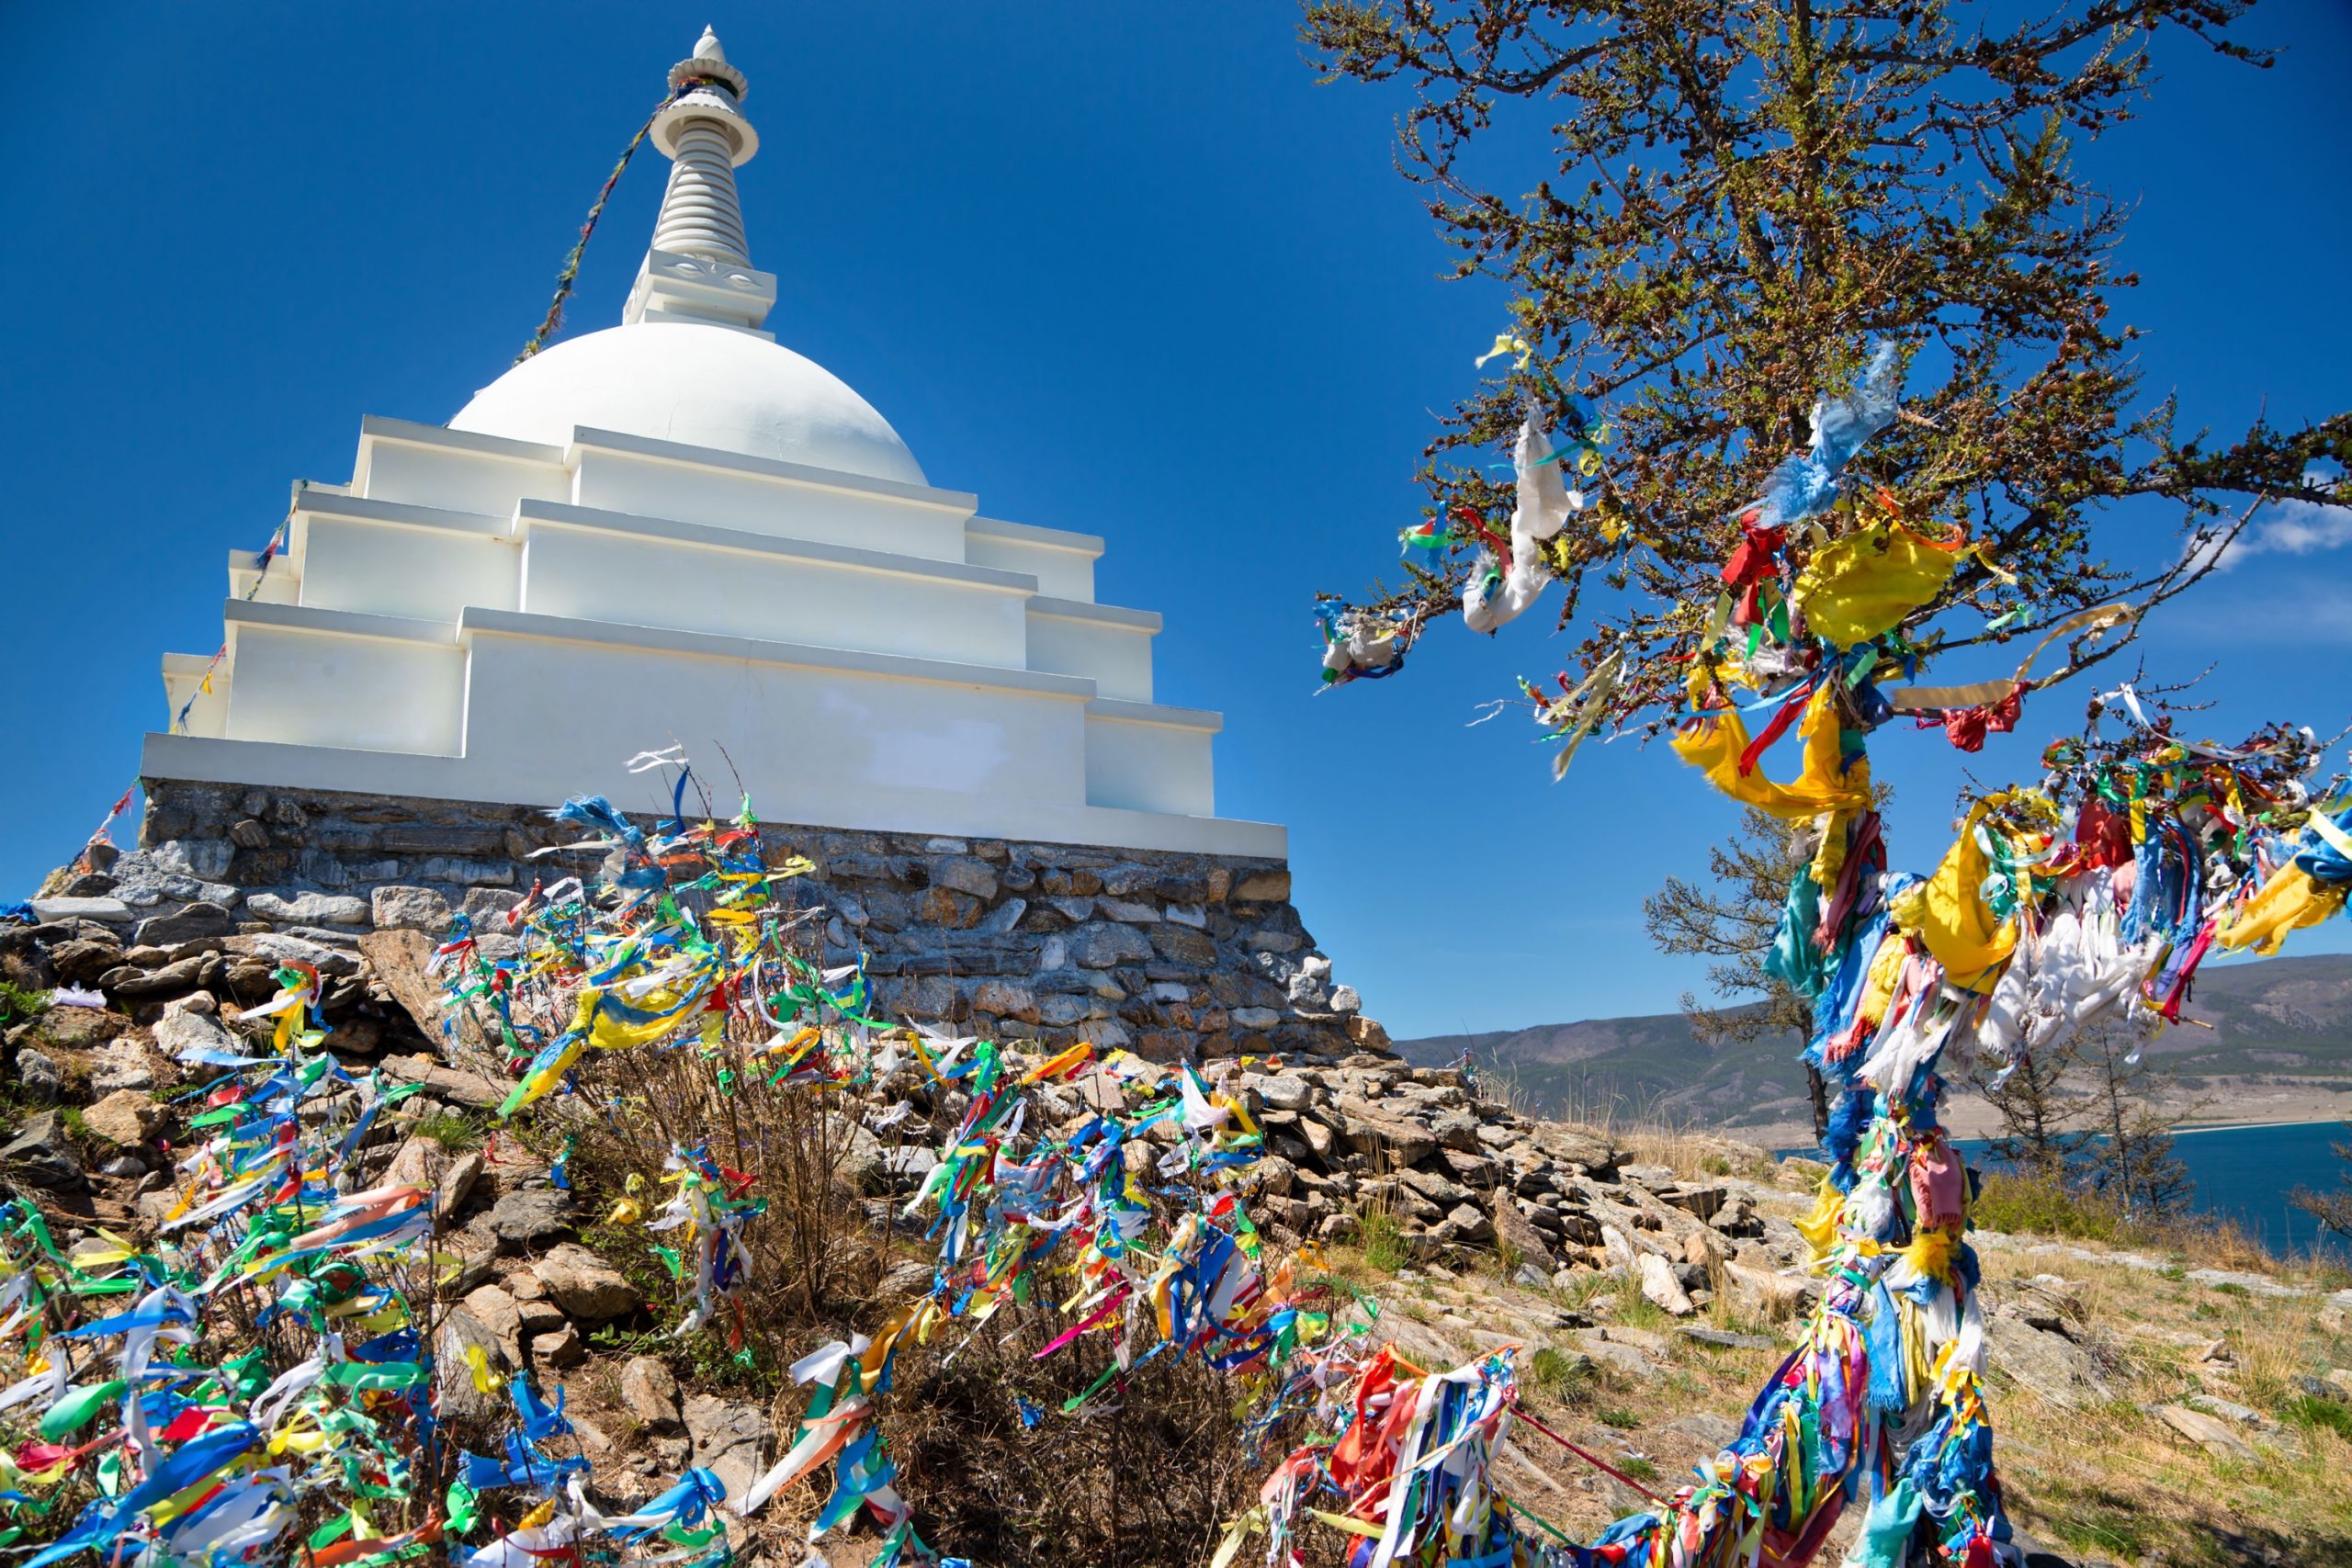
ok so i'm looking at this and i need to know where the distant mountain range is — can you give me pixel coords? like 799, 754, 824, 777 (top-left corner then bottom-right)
1396, 953, 2352, 1136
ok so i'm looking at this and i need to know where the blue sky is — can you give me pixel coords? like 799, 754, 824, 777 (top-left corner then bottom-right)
1, 3, 2345, 1041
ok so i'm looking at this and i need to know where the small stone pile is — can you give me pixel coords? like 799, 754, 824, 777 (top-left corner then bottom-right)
0, 909, 432, 1226
6, 799, 1832, 1446
1215, 1058, 1815, 1318
0, 894, 1847, 1550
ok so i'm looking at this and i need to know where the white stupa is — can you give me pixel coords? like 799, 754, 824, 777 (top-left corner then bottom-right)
143, 30, 1279, 858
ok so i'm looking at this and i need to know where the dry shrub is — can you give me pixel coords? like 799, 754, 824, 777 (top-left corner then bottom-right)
883, 1324, 1259, 1567
0, 951, 50, 1011
553, 1036, 899, 1350
522, 1032, 1266, 1564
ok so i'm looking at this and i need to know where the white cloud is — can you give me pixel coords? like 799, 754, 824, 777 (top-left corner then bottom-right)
2187, 478, 2352, 574
2239, 498, 2352, 560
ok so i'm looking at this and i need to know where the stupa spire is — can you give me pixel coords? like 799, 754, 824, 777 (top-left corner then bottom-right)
623, 28, 778, 335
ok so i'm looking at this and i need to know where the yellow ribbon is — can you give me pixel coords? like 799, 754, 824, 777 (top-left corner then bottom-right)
464, 1343, 504, 1394
1673, 675, 1875, 825
1888, 802, 2016, 991
1208, 1506, 1271, 1568
1792, 520, 1965, 649
1882, 603, 2134, 714
2217, 866, 2346, 956
2302, 805, 2352, 865
1792, 1174, 1843, 1259
1475, 332, 1533, 370
1310, 1509, 1387, 1538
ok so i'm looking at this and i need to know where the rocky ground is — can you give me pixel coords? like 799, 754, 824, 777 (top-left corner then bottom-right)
1347, 1238, 2352, 1568
0, 884, 1809, 1292
5, 902, 2352, 1566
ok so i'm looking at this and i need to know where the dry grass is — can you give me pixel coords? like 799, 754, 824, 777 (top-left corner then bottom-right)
1314, 1206, 2352, 1564
1520, 1097, 1785, 1189
1303, 1223, 1796, 1546
1971, 1241, 2352, 1564
1315, 1116, 2352, 1566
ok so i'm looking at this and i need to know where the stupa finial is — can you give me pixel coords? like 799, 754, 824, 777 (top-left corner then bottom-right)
623, 28, 776, 333
672, 26, 747, 100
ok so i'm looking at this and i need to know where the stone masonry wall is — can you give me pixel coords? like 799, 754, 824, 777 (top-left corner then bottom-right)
103, 779, 1391, 1063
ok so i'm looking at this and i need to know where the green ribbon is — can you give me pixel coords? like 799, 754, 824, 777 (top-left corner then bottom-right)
1060, 1359, 1125, 1414
322, 1361, 426, 1392
40, 1381, 126, 1441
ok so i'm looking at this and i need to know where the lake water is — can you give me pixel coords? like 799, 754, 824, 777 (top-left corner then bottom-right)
1787, 1119, 2351, 1258
1960, 1120, 2351, 1259
2134, 1119, 2349, 1260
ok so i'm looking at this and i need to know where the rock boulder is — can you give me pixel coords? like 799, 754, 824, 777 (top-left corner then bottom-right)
1, 1111, 85, 1190
82, 1089, 164, 1147
532, 1242, 642, 1321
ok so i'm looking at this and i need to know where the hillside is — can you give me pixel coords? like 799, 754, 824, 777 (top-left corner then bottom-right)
1398, 952, 2352, 1140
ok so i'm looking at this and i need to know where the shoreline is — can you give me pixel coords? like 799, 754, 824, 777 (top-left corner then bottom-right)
1730, 1104, 2351, 1156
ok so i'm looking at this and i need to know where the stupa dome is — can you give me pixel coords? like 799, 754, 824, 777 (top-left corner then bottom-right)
449, 321, 927, 486
449, 28, 922, 488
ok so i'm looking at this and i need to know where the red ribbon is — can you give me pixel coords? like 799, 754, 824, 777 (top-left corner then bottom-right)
1034, 1281, 1133, 1359
1452, 506, 1514, 570
1511, 1404, 1669, 1504
1930, 683, 2024, 753
1736, 683, 1815, 777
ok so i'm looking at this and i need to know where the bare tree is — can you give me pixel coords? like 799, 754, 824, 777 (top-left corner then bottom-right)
1644, 795, 1897, 1135
2288, 1129, 2352, 1245
2078, 1027, 2194, 1221
1643, 806, 1814, 1044
1971, 1039, 2088, 1180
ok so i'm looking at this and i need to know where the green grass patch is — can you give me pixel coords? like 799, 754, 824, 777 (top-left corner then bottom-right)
2053, 1509, 2150, 1564
0, 980, 49, 1028
415, 1111, 487, 1152
1597, 1406, 1638, 1429
1972, 1169, 2138, 1243
1525, 1347, 1591, 1404
1359, 1206, 1410, 1275
2285, 1395, 2352, 1440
